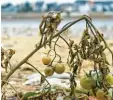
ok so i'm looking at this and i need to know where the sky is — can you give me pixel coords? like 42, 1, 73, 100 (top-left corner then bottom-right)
1, 0, 112, 5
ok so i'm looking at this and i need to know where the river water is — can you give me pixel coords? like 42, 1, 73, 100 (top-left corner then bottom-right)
1, 18, 113, 39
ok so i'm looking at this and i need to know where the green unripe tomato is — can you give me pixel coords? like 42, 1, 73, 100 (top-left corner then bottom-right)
80, 76, 96, 90
105, 74, 113, 85
96, 89, 106, 100
42, 56, 51, 65
44, 67, 54, 76
54, 63, 65, 74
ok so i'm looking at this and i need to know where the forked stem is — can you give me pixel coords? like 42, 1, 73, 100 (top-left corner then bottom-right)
1, 15, 88, 87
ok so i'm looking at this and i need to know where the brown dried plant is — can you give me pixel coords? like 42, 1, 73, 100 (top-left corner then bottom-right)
1, 12, 113, 100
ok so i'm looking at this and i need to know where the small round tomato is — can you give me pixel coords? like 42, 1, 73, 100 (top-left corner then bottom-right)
105, 74, 113, 85
80, 76, 96, 90
96, 89, 106, 100
42, 56, 51, 65
88, 96, 97, 100
44, 67, 54, 76
54, 63, 65, 74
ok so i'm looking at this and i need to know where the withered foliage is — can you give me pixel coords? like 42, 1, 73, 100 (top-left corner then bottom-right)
1, 48, 15, 72
1, 12, 113, 100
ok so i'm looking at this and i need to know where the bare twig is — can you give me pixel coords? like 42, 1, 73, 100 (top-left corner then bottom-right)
26, 61, 51, 87
1, 80, 21, 100
1, 15, 87, 87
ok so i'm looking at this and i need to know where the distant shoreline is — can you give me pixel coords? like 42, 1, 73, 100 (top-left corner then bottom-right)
2, 12, 113, 21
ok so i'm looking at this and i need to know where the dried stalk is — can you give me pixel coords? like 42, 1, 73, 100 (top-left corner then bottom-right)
1, 15, 87, 87
1, 80, 21, 100
1, 14, 113, 100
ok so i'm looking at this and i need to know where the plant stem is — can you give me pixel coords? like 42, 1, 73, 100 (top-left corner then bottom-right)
87, 19, 113, 58
26, 62, 51, 87
2, 80, 21, 100
1, 16, 92, 87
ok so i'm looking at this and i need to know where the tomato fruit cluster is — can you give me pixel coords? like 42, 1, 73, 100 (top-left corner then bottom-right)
42, 56, 65, 76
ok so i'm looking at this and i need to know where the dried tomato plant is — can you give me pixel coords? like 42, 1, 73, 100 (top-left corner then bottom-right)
1, 12, 113, 100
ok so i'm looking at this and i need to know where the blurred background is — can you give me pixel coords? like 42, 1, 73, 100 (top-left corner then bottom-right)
1, 0, 113, 38
1, 1, 113, 97
1, 0, 113, 57
1, 0, 113, 65
1, 0, 113, 14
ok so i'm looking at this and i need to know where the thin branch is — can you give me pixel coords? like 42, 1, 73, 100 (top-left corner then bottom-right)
50, 36, 60, 65
86, 20, 96, 38
86, 18, 113, 65
1, 80, 21, 100
25, 62, 51, 87
1, 16, 92, 87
